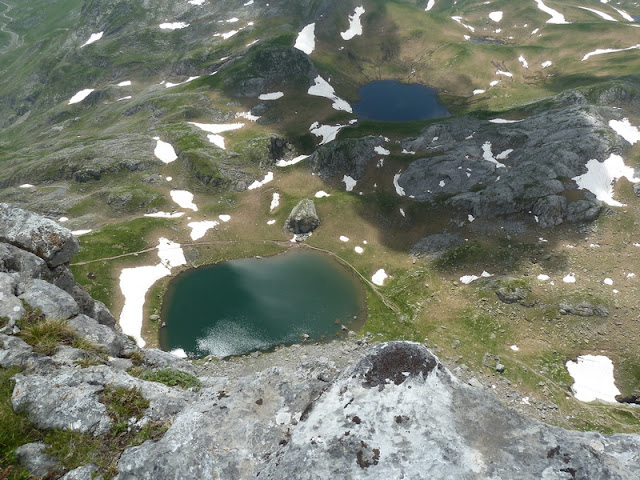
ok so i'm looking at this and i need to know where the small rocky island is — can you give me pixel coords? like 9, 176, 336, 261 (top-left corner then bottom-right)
2, 204, 640, 479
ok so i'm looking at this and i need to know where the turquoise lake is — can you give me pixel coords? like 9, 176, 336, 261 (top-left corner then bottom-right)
353, 80, 450, 122
160, 250, 366, 357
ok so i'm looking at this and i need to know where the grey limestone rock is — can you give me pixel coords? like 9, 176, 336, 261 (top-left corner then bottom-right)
18, 278, 79, 320
60, 464, 102, 480
0, 203, 79, 267
0, 242, 49, 278
11, 370, 112, 434
15, 442, 61, 478
0, 334, 34, 368
284, 198, 320, 234
115, 359, 339, 480
0, 272, 24, 323
67, 314, 127, 356
258, 342, 640, 479
141, 348, 197, 374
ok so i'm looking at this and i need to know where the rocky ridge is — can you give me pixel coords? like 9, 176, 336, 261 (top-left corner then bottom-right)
2, 205, 640, 479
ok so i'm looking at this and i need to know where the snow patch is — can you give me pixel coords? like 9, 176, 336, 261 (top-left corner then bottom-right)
425, 0, 436, 12
68, 89, 94, 105
295, 23, 315, 55
270, 193, 280, 212
537, 274, 550, 281
354, 246, 364, 254
309, 122, 346, 145
371, 269, 388, 286
577, 7, 617, 22
81, 32, 103, 47
562, 273, 576, 284
341, 6, 365, 40
566, 355, 621, 403
460, 271, 492, 284
572, 154, 639, 207
165, 76, 200, 88
343, 175, 357, 192
259, 91, 284, 100
276, 155, 309, 167
160, 22, 189, 30
489, 11, 503, 22
315, 191, 331, 198
308, 76, 352, 112
518, 55, 529, 68
481, 142, 506, 168
534, 0, 570, 24
340, 236, 349, 242
71, 230, 92, 236
119, 238, 186, 347
248, 172, 274, 190
153, 139, 177, 164
582, 44, 640, 61
144, 212, 185, 218
393, 172, 406, 196
451, 16, 475, 32
188, 220, 219, 240
609, 118, 640, 145
170, 190, 198, 211
374, 145, 390, 155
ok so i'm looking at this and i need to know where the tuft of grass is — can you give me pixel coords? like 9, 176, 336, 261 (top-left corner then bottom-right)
128, 367, 201, 390
100, 385, 149, 436
17, 318, 76, 356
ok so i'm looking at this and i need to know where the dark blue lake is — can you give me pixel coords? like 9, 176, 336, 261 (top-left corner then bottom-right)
353, 80, 450, 122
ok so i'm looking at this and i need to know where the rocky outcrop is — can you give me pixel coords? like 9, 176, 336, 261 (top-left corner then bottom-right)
0, 204, 115, 333
284, 198, 320, 234
0, 203, 79, 267
310, 136, 386, 180
396, 101, 623, 227
410, 233, 464, 257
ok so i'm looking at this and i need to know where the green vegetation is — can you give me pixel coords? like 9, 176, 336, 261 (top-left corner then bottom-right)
0, 367, 41, 480
128, 367, 202, 390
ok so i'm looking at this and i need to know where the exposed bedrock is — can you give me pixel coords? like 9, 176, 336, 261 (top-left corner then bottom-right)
397, 103, 624, 227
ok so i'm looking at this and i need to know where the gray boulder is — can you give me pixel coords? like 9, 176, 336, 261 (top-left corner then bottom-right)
60, 464, 102, 480
559, 302, 610, 317
258, 342, 640, 479
0, 242, 49, 278
284, 199, 320, 234
15, 442, 61, 478
0, 203, 79, 267
410, 233, 463, 257
18, 278, 79, 320
115, 359, 340, 480
67, 314, 126, 356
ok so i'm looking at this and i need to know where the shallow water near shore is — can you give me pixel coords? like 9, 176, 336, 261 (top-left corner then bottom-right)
353, 80, 450, 122
160, 250, 366, 357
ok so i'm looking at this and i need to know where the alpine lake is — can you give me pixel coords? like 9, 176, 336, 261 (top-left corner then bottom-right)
160, 250, 366, 358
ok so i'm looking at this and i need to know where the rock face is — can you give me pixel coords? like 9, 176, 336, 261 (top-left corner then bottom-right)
284, 198, 320, 234
0, 204, 115, 333
397, 101, 620, 227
